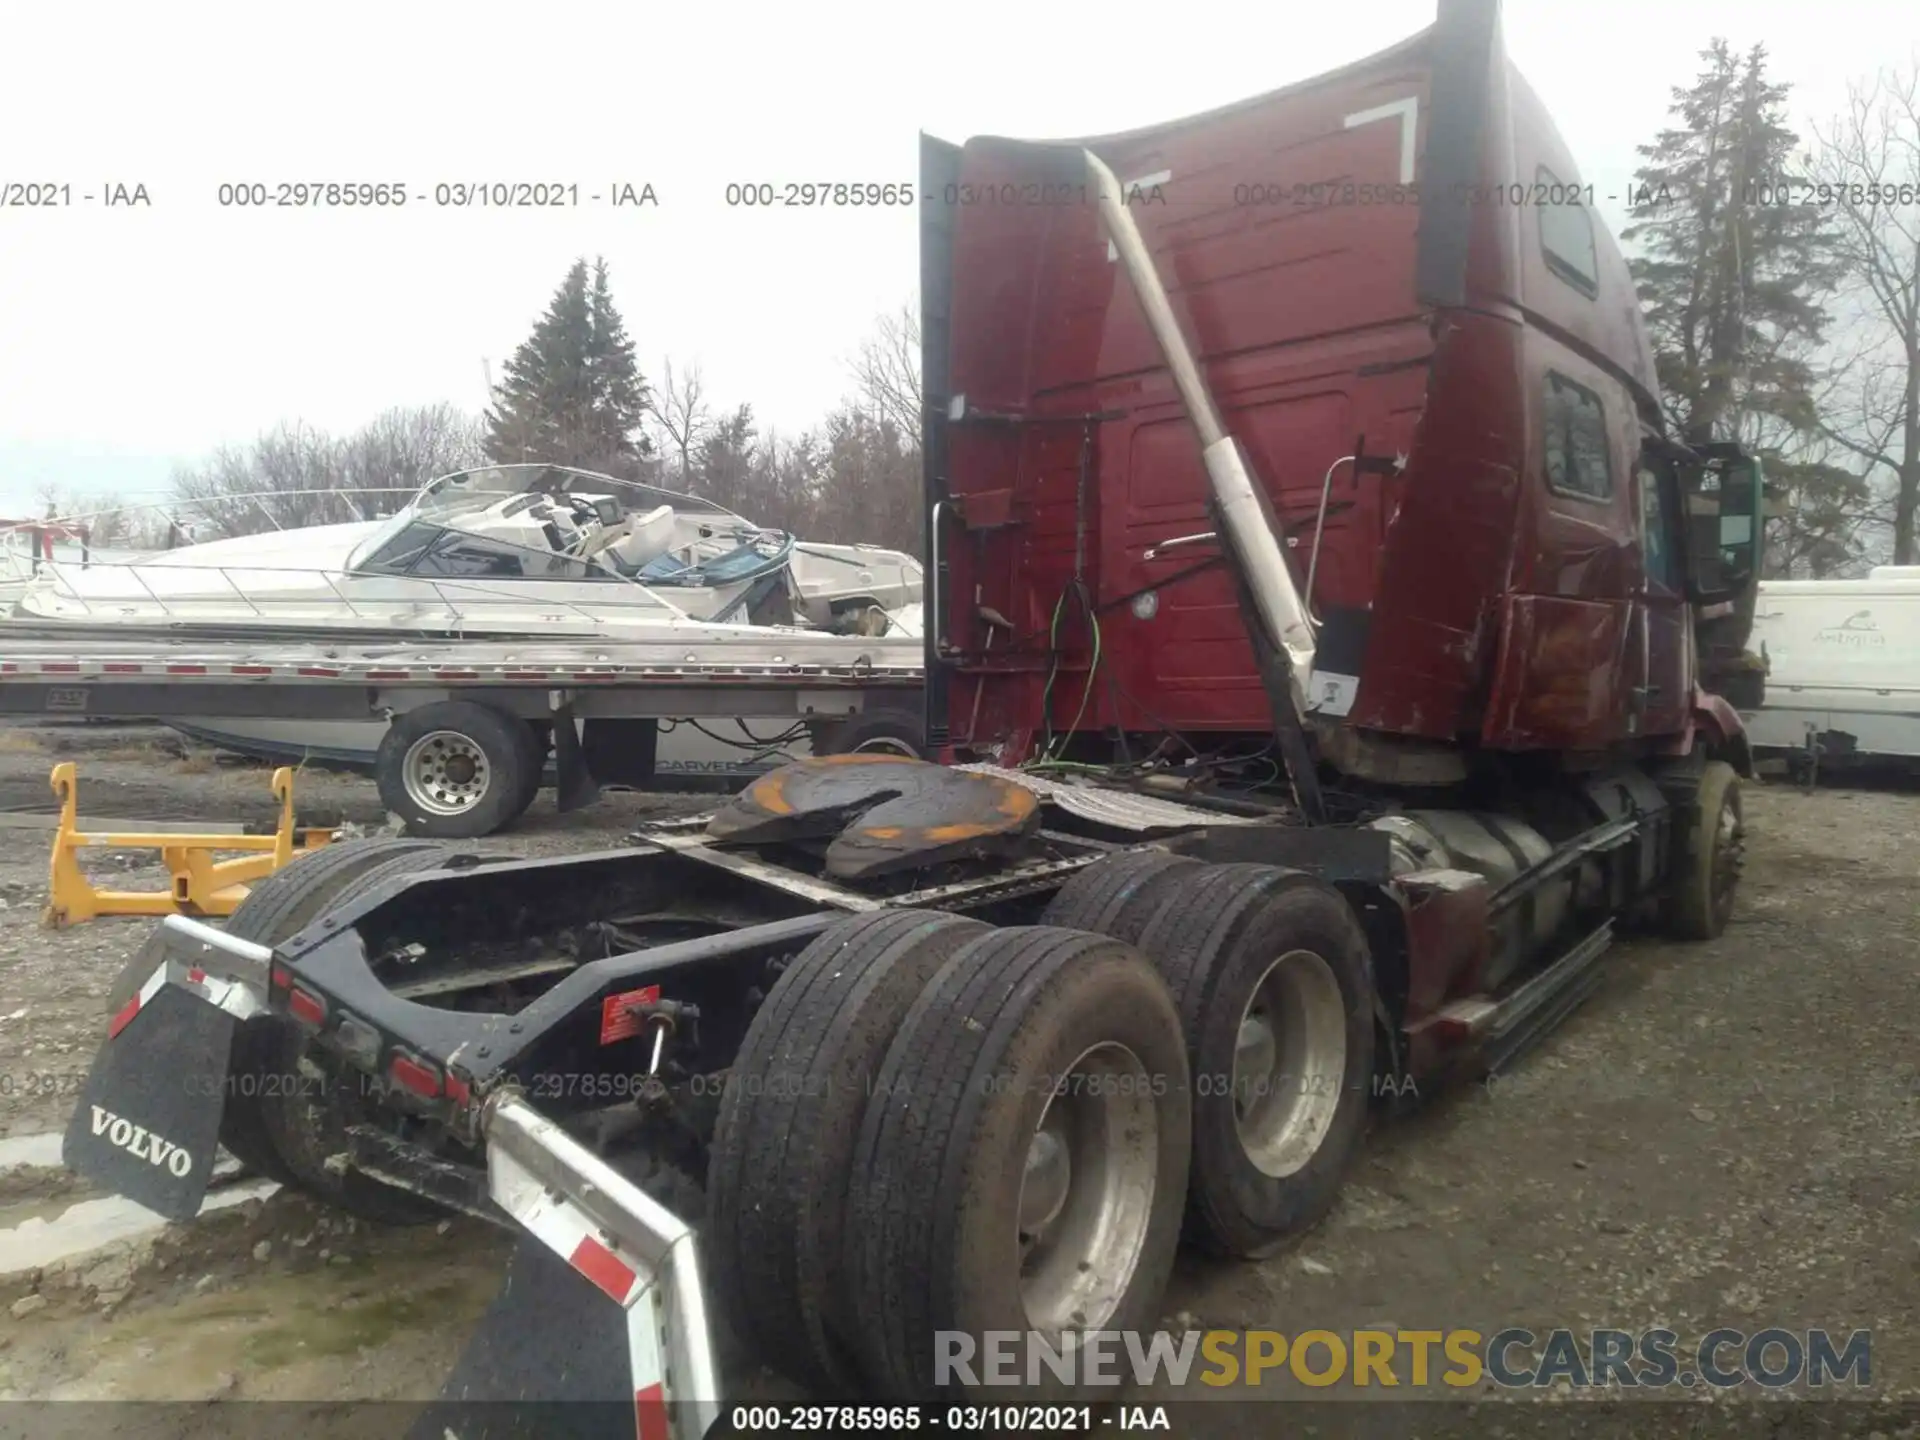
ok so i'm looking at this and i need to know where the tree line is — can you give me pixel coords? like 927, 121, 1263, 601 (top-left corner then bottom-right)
1627, 42, 1920, 575
98, 257, 924, 557
39, 39, 1920, 578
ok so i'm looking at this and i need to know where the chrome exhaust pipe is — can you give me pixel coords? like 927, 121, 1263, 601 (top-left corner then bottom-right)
1082, 149, 1318, 716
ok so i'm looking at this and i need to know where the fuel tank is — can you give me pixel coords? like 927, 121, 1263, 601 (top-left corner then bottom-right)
1368, 809, 1571, 992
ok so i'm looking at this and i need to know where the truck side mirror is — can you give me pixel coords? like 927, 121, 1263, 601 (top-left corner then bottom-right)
1684, 454, 1762, 602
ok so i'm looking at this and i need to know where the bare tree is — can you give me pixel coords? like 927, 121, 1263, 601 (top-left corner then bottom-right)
647, 360, 714, 490
336, 403, 487, 508
1809, 64, 1920, 562
850, 301, 921, 439
171, 406, 486, 539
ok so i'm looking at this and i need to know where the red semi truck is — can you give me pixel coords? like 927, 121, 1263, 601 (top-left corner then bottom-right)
64, 2, 1760, 1432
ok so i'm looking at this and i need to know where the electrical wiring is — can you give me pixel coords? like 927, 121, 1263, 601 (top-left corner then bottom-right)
661, 717, 808, 750
1033, 578, 1105, 767
1061, 585, 1102, 746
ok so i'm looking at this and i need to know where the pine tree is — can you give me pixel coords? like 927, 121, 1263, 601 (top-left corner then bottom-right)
693, 405, 758, 514
585, 258, 651, 471
485, 257, 650, 477
1624, 41, 1844, 446
1623, 41, 1860, 575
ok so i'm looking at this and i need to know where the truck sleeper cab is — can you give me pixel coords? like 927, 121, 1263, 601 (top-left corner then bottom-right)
920, 0, 1759, 777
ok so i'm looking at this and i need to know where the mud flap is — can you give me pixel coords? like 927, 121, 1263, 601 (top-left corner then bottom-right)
408, 1238, 640, 1440
61, 981, 234, 1222
553, 706, 603, 815
412, 1095, 722, 1440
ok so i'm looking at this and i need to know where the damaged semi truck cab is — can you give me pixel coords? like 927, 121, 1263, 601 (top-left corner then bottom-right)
920, 0, 1763, 780
62, 4, 1759, 1435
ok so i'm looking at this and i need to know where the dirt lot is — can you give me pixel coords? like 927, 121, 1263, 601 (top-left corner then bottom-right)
0, 721, 1915, 1436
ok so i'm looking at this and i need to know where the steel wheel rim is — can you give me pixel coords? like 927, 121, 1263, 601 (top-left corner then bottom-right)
1234, 949, 1347, 1178
850, 734, 917, 757
402, 730, 492, 816
1016, 1041, 1158, 1335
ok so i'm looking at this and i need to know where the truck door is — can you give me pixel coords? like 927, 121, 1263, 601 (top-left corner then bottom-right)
1634, 446, 1690, 736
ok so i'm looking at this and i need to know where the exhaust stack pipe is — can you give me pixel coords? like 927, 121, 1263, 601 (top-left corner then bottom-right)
1082, 149, 1318, 718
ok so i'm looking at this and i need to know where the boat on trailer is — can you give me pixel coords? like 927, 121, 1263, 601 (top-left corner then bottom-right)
2, 466, 927, 792
7, 463, 922, 639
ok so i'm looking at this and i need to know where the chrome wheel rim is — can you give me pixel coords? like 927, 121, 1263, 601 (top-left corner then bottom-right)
402, 730, 492, 816
1017, 1042, 1158, 1334
1234, 950, 1347, 1178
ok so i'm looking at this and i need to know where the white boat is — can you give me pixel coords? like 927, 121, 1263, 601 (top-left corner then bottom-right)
9, 464, 922, 638
1743, 566, 1920, 766
3, 466, 926, 790
0, 519, 150, 604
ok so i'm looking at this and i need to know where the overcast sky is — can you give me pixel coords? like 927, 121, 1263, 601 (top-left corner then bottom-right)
1, 0, 1910, 516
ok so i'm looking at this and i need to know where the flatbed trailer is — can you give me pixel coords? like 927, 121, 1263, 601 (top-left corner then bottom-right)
0, 630, 922, 837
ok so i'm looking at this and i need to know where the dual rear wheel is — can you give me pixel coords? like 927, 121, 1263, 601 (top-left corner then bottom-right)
706, 850, 1375, 1403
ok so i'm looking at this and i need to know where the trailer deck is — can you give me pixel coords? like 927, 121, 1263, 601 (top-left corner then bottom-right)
0, 631, 920, 722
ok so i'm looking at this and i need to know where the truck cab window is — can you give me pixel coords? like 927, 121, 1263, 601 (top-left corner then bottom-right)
1538, 166, 1597, 296
1637, 461, 1679, 591
1542, 372, 1611, 501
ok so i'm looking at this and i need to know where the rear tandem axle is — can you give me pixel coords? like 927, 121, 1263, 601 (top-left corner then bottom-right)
62, 751, 1742, 1435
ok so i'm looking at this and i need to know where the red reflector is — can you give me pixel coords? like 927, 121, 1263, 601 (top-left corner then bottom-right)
444, 1072, 471, 1104
569, 1234, 637, 1305
599, 985, 662, 1045
185, 967, 206, 985
635, 1382, 668, 1440
287, 986, 326, 1026
390, 1052, 441, 1098
106, 995, 141, 1040
269, 963, 293, 992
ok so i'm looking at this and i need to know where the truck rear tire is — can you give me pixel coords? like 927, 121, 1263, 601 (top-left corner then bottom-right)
1665, 759, 1743, 941
513, 721, 549, 816
99, 838, 436, 1017
376, 702, 539, 839
846, 927, 1190, 1403
103, 838, 449, 1189
707, 909, 990, 1395
250, 847, 462, 1224
1040, 849, 1205, 946
1134, 864, 1375, 1258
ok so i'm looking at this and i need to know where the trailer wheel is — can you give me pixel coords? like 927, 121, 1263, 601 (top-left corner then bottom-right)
376, 702, 538, 838
1040, 849, 1205, 946
707, 908, 991, 1394
810, 709, 925, 758
251, 847, 464, 1224
102, 839, 450, 1188
1666, 760, 1743, 941
1134, 863, 1374, 1258
847, 927, 1190, 1403
512, 721, 548, 816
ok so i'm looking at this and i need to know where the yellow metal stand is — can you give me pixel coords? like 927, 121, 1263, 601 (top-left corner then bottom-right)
44, 761, 336, 928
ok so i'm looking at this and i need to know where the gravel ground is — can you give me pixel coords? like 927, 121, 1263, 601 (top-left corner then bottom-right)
0, 720, 1914, 1437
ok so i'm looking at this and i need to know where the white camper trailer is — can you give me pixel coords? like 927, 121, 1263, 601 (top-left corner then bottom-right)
1745, 566, 1920, 767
